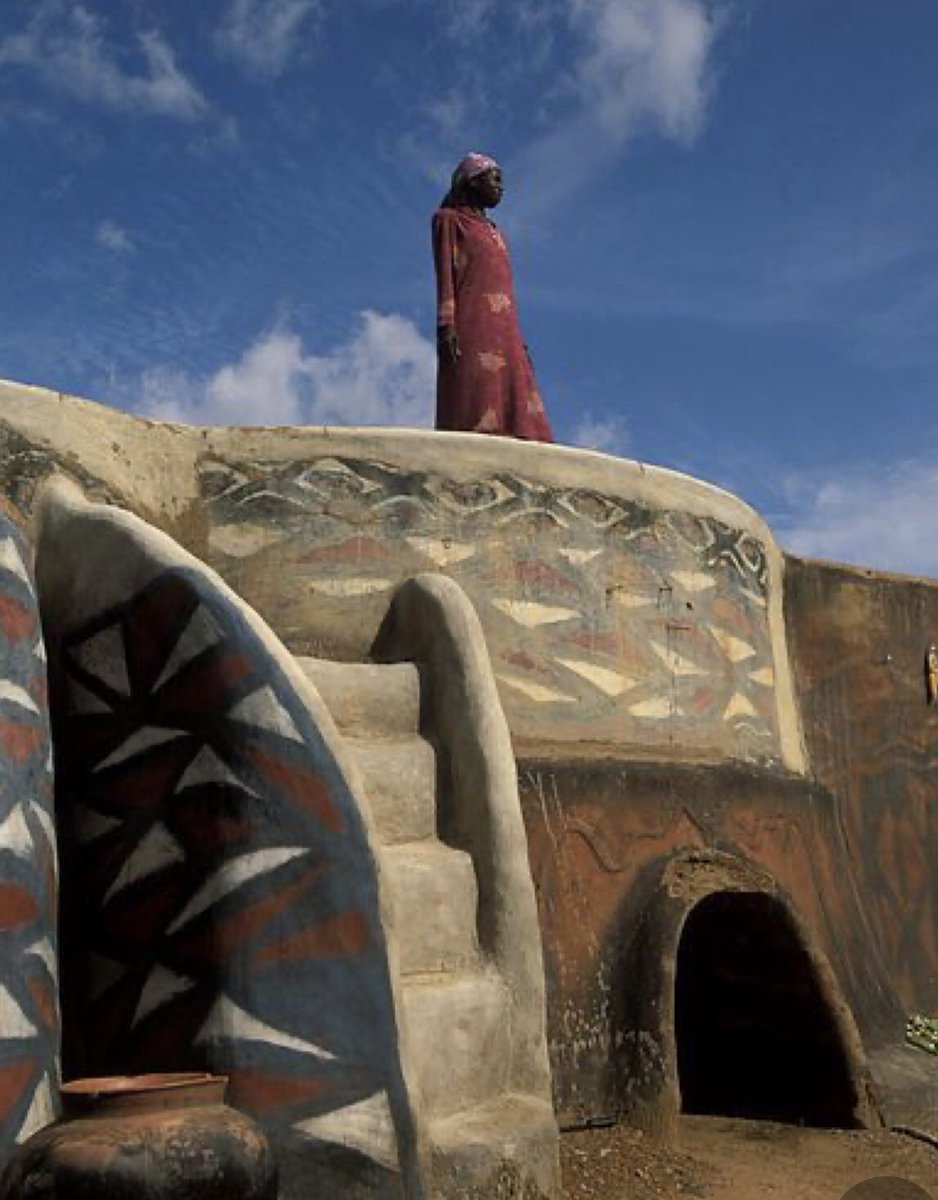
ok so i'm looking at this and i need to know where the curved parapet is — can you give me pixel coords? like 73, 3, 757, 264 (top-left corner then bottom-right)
34, 478, 421, 1200
0, 381, 805, 774
0, 505, 58, 1163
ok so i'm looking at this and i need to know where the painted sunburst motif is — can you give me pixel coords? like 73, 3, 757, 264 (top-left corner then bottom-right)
56, 569, 408, 1177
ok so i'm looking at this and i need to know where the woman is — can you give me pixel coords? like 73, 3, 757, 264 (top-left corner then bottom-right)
432, 152, 554, 442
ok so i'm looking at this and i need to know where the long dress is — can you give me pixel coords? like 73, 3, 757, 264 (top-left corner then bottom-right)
432, 204, 554, 441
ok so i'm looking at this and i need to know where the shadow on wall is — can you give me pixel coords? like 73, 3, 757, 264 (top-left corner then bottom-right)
675, 891, 862, 1128
610, 852, 876, 1137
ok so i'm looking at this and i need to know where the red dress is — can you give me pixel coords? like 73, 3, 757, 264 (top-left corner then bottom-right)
433, 205, 554, 441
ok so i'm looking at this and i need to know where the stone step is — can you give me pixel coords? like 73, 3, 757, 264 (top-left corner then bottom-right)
381, 842, 480, 974
430, 1095, 560, 1198
400, 971, 509, 1119
295, 656, 421, 739
346, 736, 437, 845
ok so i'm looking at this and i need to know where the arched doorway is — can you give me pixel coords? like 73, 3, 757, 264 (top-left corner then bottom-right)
675, 890, 861, 1128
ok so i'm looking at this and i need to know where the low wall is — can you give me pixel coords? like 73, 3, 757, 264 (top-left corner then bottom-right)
0, 381, 805, 773
2, 377, 935, 1133
785, 555, 938, 1020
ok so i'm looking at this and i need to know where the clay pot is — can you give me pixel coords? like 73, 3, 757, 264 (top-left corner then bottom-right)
0, 1072, 277, 1200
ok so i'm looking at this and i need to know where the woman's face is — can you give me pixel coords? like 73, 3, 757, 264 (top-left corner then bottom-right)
469, 166, 504, 209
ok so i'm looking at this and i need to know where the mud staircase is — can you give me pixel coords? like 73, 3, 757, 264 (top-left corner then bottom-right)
296, 653, 558, 1198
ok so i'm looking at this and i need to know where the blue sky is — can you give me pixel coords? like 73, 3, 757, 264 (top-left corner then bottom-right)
2, 0, 938, 576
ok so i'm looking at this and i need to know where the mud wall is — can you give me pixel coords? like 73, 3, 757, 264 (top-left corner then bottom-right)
37, 483, 420, 1199
0, 381, 804, 772
518, 757, 894, 1128
784, 555, 938, 1018
1, 379, 930, 1136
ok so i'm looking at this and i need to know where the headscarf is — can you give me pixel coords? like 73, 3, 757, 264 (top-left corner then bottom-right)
441, 152, 500, 208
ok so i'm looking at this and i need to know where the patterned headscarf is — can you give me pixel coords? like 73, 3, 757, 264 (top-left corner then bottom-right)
442, 152, 500, 207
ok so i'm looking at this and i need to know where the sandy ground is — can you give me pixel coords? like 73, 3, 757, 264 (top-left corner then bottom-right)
561, 1116, 938, 1200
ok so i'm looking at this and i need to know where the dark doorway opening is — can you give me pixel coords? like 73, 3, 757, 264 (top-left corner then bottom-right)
675, 891, 860, 1128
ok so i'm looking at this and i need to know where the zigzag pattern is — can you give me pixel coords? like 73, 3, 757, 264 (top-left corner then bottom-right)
0, 513, 58, 1161
57, 570, 406, 1178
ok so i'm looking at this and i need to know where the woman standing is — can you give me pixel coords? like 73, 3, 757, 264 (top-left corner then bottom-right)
432, 153, 554, 441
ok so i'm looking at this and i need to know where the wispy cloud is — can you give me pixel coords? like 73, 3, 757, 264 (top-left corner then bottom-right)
215, 0, 322, 78
570, 410, 631, 456
95, 219, 134, 253
411, 0, 724, 222
568, 0, 719, 143
130, 312, 435, 428
0, 2, 208, 120
777, 460, 938, 579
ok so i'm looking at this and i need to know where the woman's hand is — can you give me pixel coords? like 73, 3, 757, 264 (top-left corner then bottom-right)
437, 325, 461, 365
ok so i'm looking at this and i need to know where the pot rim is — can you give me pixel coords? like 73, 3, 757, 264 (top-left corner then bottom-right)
61, 1072, 228, 1099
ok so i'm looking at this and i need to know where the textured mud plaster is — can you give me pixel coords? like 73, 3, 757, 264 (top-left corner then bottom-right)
0, 383, 807, 774
0, 381, 200, 529
34, 477, 424, 1200
374, 574, 559, 1196
618, 849, 878, 1138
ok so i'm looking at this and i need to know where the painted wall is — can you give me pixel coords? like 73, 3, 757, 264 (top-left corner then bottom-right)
0, 379, 935, 1134
36, 483, 420, 1200
199, 448, 791, 767
0, 381, 806, 774
784, 555, 938, 1019
0, 503, 58, 1163
519, 758, 895, 1128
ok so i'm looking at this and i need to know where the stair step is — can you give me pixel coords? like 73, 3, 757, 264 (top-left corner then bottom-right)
430, 1096, 560, 1197
401, 971, 509, 1118
382, 842, 479, 974
347, 737, 437, 845
295, 656, 421, 738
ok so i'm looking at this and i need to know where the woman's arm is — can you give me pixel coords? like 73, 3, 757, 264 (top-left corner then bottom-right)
432, 210, 461, 364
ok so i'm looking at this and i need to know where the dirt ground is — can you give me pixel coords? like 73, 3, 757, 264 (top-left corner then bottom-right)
561, 1116, 938, 1200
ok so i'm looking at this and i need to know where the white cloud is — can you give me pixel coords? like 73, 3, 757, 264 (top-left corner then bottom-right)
216, 0, 321, 77
134, 312, 436, 428
570, 411, 630, 456
96, 219, 134, 253
778, 461, 938, 579
568, 0, 719, 143
0, 3, 208, 120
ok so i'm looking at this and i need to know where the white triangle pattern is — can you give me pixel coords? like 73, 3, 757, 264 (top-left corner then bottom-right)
197, 994, 336, 1061
0, 985, 37, 1039
28, 801, 56, 862
228, 687, 304, 743
0, 804, 33, 860
95, 725, 189, 773
69, 680, 111, 715
175, 745, 258, 798
24, 938, 56, 980
103, 823, 186, 904
293, 1089, 399, 1171
70, 625, 130, 696
0, 538, 29, 586
167, 846, 308, 934
152, 605, 225, 692
0, 681, 39, 714
19, 1075, 55, 1144
75, 805, 123, 845
133, 965, 197, 1027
